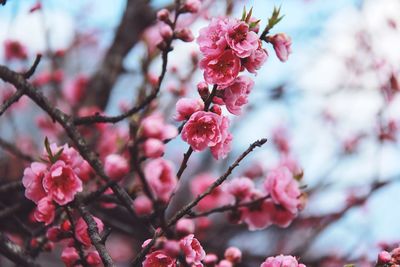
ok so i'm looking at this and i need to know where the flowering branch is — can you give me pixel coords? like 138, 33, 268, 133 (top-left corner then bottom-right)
0, 232, 40, 267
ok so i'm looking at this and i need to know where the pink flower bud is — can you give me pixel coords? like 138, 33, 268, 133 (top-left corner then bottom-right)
183, 0, 201, 13
159, 24, 173, 40
210, 105, 222, 115
104, 154, 129, 181
46, 227, 61, 242
269, 33, 292, 62
197, 81, 209, 100
218, 260, 233, 267
204, 254, 218, 265
224, 247, 242, 263
157, 9, 170, 22
175, 28, 194, 42
133, 195, 153, 216
143, 138, 165, 158
176, 218, 195, 235
86, 251, 101, 266
377, 251, 391, 264
61, 247, 79, 267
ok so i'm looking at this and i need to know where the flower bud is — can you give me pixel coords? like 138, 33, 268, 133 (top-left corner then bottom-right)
159, 24, 173, 40
224, 247, 242, 263
176, 218, 195, 235
182, 0, 201, 13
175, 28, 194, 42
197, 81, 209, 100
157, 9, 170, 22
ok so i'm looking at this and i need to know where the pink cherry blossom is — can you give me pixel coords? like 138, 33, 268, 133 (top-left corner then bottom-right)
241, 198, 273, 231
210, 132, 233, 160
181, 111, 229, 152
226, 177, 255, 201
4, 40, 28, 61
22, 162, 47, 204
34, 197, 55, 225
104, 154, 129, 181
218, 260, 233, 267
264, 167, 301, 214
197, 18, 228, 57
144, 158, 177, 202
141, 113, 178, 141
199, 50, 241, 87
143, 138, 165, 158
42, 160, 83, 205
143, 251, 176, 267
190, 173, 231, 211
180, 234, 206, 265
269, 33, 292, 62
75, 216, 104, 247
225, 20, 259, 58
62, 75, 88, 106
223, 76, 254, 115
61, 247, 80, 267
243, 47, 268, 74
260, 255, 306, 267
174, 98, 204, 121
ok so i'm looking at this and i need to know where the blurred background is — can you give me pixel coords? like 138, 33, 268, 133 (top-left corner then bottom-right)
1, 0, 400, 266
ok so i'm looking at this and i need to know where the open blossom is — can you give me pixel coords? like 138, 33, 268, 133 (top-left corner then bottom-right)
104, 154, 129, 181
180, 234, 206, 265
34, 197, 55, 225
243, 47, 268, 74
199, 50, 241, 86
75, 216, 104, 247
226, 177, 255, 200
210, 133, 233, 160
197, 18, 228, 57
143, 251, 176, 267
174, 98, 204, 121
223, 76, 254, 115
43, 160, 83, 205
141, 113, 178, 141
264, 167, 301, 214
181, 111, 230, 152
225, 20, 259, 58
22, 162, 47, 204
241, 197, 273, 230
4, 40, 28, 61
269, 33, 292, 62
144, 158, 177, 202
260, 255, 306, 267
61, 247, 80, 267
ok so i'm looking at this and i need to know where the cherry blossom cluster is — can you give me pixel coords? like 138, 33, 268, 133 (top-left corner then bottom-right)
22, 141, 92, 225
190, 164, 305, 231
47, 216, 104, 266
376, 246, 400, 266
176, 8, 292, 159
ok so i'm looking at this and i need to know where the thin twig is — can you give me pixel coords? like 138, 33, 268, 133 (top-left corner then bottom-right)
0, 232, 40, 267
0, 137, 35, 161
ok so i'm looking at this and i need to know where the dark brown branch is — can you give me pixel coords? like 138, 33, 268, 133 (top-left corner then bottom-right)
167, 138, 267, 227
65, 207, 89, 267
0, 232, 40, 267
75, 198, 114, 267
0, 91, 24, 117
0, 137, 35, 161
0, 64, 152, 235
0, 203, 22, 219
23, 54, 42, 79
0, 181, 23, 194
83, 0, 155, 109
